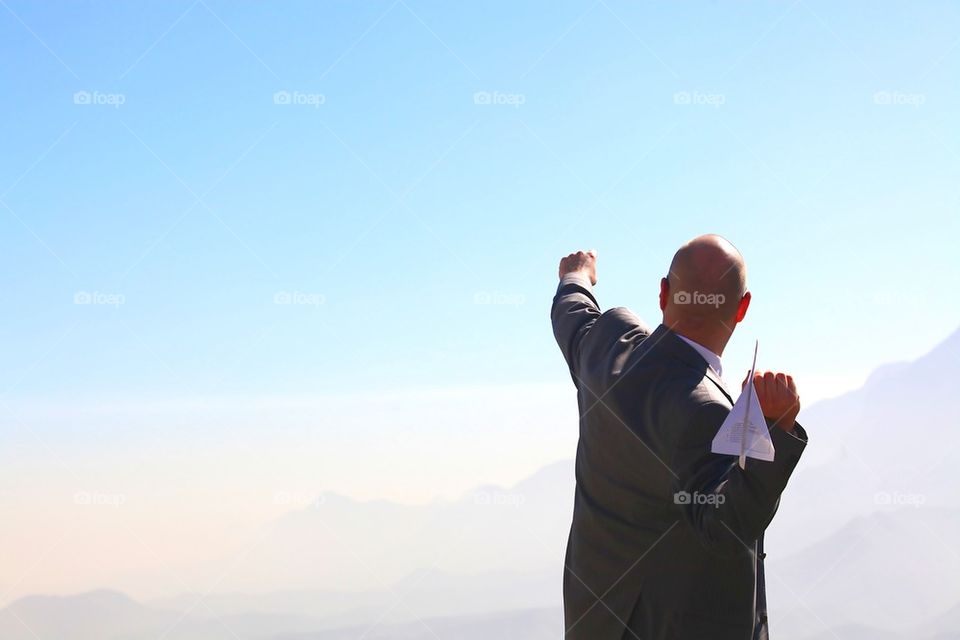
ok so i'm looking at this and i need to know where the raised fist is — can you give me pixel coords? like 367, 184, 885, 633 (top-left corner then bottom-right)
558, 250, 598, 285
743, 371, 800, 432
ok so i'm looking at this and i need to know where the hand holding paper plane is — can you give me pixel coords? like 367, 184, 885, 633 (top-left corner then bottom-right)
711, 341, 776, 468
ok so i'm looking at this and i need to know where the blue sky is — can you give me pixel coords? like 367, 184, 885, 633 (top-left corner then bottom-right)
1, 1, 959, 501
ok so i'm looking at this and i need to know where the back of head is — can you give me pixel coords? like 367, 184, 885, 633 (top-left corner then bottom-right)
661, 234, 748, 349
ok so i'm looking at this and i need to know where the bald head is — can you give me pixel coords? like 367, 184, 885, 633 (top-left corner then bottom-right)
660, 235, 749, 350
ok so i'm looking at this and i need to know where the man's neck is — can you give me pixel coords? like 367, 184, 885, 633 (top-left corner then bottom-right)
669, 326, 730, 357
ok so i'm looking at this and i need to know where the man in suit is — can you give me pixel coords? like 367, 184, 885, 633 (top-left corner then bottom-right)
551, 235, 808, 639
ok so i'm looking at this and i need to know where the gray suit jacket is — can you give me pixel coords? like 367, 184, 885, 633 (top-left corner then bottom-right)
551, 274, 807, 640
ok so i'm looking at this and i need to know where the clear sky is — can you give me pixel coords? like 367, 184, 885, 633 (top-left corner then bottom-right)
1, 0, 959, 599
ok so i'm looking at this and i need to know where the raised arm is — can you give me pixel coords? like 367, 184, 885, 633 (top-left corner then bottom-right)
551, 250, 600, 384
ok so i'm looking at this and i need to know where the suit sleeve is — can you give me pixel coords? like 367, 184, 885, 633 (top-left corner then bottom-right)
550, 273, 601, 384
671, 400, 808, 554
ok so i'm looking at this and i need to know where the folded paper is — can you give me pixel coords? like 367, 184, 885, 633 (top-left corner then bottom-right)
711, 340, 775, 468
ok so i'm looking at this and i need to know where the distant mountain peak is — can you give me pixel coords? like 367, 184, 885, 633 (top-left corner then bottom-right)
9, 588, 138, 609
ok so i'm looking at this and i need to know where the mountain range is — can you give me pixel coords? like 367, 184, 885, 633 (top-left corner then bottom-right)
3, 327, 958, 639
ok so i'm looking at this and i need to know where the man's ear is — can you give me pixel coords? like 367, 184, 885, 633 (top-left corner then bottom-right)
734, 291, 751, 323
659, 277, 669, 311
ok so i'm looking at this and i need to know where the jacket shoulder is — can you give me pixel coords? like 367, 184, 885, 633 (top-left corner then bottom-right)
591, 306, 651, 345
646, 365, 732, 429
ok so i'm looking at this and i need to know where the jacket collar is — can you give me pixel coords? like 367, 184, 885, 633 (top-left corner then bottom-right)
645, 324, 734, 404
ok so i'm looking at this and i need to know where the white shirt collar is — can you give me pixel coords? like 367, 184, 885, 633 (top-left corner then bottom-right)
676, 334, 723, 378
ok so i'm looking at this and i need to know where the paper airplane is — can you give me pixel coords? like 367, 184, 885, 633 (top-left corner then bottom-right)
711, 340, 775, 468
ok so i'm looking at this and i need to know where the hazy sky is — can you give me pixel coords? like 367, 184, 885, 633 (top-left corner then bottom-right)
1, 0, 958, 600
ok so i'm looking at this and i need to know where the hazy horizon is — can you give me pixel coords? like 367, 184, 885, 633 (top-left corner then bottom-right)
2, 1, 959, 637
